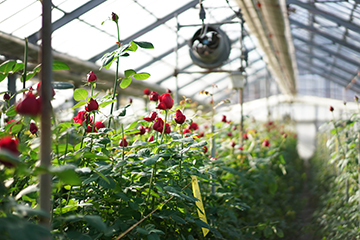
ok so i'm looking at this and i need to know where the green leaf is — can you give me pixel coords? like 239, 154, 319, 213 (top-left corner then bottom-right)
84, 215, 107, 232
0, 60, 16, 74
171, 215, 186, 224
264, 226, 272, 238
120, 77, 132, 89
52, 60, 70, 71
276, 228, 284, 238
142, 156, 160, 166
50, 165, 82, 185
0, 73, 6, 82
124, 120, 138, 131
100, 52, 116, 70
134, 41, 154, 49
12, 62, 25, 73
99, 99, 117, 108
147, 233, 160, 240
137, 227, 149, 235
127, 41, 138, 52
73, 88, 88, 101
133, 72, 150, 80
72, 101, 86, 109
125, 69, 136, 78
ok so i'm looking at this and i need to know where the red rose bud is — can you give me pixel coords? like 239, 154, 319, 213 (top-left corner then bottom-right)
188, 122, 199, 131
232, 125, 237, 130
111, 12, 119, 22
147, 135, 154, 142
73, 111, 92, 125
283, 133, 287, 138
164, 123, 171, 134
239, 146, 244, 151
262, 139, 270, 147
129, 98, 133, 104
230, 140, 236, 148
202, 145, 208, 153
149, 91, 159, 101
136, 125, 146, 135
143, 88, 150, 95
221, 115, 227, 122
37, 82, 55, 98
86, 124, 98, 133
95, 121, 105, 130
355, 95, 359, 102
153, 117, 164, 133
144, 111, 157, 122
156, 93, 174, 110
183, 128, 192, 135
198, 131, 204, 138
85, 98, 99, 112
166, 89, 172, 94
0, 136, 19, 167
243, 133, 248, 140
30, 122, 38, 134
16, 91, 41, 116
145, 126, 151, 133
3, 93, 10, 101
174, 109, 186, 124
329, 106, 334, 112
227, 132, 232, 137
87, 71, 97, 83
119, 138, 128, 147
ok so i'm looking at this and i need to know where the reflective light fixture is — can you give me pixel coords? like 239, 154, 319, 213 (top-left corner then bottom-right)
229, 70, 246, 90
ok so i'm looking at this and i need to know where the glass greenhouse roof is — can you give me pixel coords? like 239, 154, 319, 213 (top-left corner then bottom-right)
1, 0, 360, 107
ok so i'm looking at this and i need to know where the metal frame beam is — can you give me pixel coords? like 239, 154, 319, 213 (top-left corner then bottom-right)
28, 0, 107, 44
297, 61, 360, 92
295, 46, 356, 76
88, 0, 199, 62
293, 34, 359, 67
288, 0, 360, 33
290, 18, 360, 54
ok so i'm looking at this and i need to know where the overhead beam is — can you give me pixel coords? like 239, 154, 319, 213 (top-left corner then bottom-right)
293, 34, 359, 67
295, 46, 356, 76
88, 0, 199, 62
297, 61, 360, 92
28, 0, 107, 44
288, 0, 360, 33
290, 18, 360, 54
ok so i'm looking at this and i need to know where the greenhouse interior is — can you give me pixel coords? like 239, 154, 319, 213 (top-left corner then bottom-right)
1, 0, 360, 239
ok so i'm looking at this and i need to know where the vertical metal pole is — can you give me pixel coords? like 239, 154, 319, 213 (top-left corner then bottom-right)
358, 129, 360, 228
39, 0, 53, 231
239, 88, 243, 146
7, 74, 16, 106
175, 14, 180, 105
239, 10, 244, 145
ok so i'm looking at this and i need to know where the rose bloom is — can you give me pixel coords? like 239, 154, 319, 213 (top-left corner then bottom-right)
188, 122, 199, 131
183, 128, 192, 135
262, 139, 270, 147
147, 135, 154, 142
3, 93, 10, 101
149, 91, 159, 101
227, 132, 232, 137
86, 124, 98, 133
243, 133, 248, 140
36, 82, 55, 98
156, 93, 174, 110
230, 140, 236, 148
153, 118, 164, 133
221, 115, 227, 122
143, 88, 150, 95
119, 138, 128, 147
143, 111, 157, 122
30, 122, 38, 134
202, 145, 208, 153
73, 111, 92, 126
87, 71, 97, 83
95, 121, 105, 130
329, 106, 334, 112
16, 91, 41, 116
136, 125, 146, 135
0, 136, 19, 167
85, 98, 99, 112
164, 123, 171, 134
174, 109, 186, 124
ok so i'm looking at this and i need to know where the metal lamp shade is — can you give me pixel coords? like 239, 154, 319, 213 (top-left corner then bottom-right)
229, 71, 246, 89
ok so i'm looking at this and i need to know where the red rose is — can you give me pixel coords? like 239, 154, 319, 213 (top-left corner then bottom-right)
95, 121, 105, 130
119, 138, 128, 147
3, 93, 10, 101
112, 12, 119, 22
30, 122, 38, 134
198, 131, 204, 138
136, 125, 146, 135
183, 128, 191, 135
87, 71, 97, 83
283, 133, 287, 138
0, 136, 19, 167
129, 98, 133, 104
36, 82, 55, 98
239, 146, 244, 151
174, 110, 186, 124
147, 135, 154, 142
149, 91, 159, 101
230, 140, 235, 148
86, 124, 98, 133
153, 118, 164, 133
227, 132, 232, 137
166, 89, 172, 93
202, 146, 208, 153
243, 133, 248, 140
145, 126, 151, 133
73, 111, 92, 125
329, 106, 334, 112
156, 93, 173, 110
85, 98, 99, 112
188, 122, 198, 131
164, 123, 171, 134
143, 88, 150, 95
144, 111, 157, 122
221, 115, 227, 122
16, 91, 41, 116
262, 139, 270, 147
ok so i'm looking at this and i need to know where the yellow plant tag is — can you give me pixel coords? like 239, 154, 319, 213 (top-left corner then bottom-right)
191, 175, 209, 237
